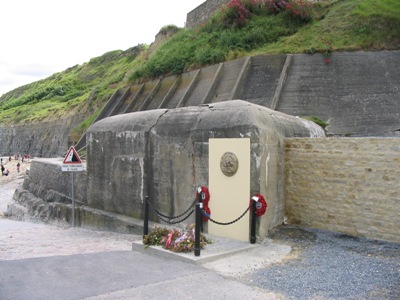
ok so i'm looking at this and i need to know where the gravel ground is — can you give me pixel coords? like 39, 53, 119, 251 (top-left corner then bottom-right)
248, 226, 400, 300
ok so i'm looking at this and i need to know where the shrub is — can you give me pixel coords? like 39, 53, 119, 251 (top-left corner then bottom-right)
284, 0, 314, 23
223, 0, 252, 28
194, 46, 226, 65
216, 0, 311, 29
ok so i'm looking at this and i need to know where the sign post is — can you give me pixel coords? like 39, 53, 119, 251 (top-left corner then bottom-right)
62, 146, 84, 227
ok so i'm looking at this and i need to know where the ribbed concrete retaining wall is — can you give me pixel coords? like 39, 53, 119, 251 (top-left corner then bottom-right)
2, 51, 399, 158
278, 51, 400, 137
92, 51, 400, 147
284, 137, 400, 243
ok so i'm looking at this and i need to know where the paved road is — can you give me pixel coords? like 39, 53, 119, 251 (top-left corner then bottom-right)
0, 178, 284, 300
0, 217, 284, 300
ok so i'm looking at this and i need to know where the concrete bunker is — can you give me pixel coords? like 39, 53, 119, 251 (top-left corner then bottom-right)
85, 100, 324, 240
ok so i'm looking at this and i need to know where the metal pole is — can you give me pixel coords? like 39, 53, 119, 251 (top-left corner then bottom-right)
194, 203, 201, 257
143, 196, 149, 238
250, 198, 256, 244
72, 172, 75, 227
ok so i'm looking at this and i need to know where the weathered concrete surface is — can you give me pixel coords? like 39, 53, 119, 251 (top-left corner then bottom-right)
284, 137, 400, 243
8, 101, 324, 238
91, 51, 400, 148
86, 100, 324, 239
0, 116, 84, 157
279, 51, 400, 136
6, 158, 147, 234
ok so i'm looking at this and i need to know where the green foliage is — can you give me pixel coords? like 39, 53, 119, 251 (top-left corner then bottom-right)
69, 108, 101, 144
302, 116, 329, 129
130, 4, 308, 81
143, 226, 170, 246
351, 0, 400, 49
194, 45, 226, 66
0, 44, 145, 124
215, 0, 313, 29
0, 78, 86, 110
251, 0, 399, 55
159, 24, 180, 35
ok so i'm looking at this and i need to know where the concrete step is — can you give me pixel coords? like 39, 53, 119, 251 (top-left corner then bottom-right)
132, 234, 258, 265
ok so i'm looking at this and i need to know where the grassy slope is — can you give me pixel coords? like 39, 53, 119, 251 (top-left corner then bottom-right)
0, 0, 399, 132
0, 46, 145, 126
254, 0, 400, 54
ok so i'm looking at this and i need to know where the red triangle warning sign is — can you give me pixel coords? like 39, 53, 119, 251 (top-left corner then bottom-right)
63, 146, 82, 164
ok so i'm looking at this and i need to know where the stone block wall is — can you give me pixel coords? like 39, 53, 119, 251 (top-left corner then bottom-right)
186, 0, 229, 28
284, 138, 400, 243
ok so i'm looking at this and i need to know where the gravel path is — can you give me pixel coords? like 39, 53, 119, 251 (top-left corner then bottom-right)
249, 226, 400, 300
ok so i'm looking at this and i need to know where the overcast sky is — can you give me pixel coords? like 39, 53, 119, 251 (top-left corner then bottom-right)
0, 0, 205, 96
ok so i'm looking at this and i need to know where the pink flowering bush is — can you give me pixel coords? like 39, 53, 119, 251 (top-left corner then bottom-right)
222, 0, 252, 28
217, 0, 313, 29
284, 0, 313, 22
261, 0, 289, 14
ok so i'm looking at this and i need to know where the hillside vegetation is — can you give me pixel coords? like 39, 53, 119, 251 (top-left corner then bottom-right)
0, 0, 399, 138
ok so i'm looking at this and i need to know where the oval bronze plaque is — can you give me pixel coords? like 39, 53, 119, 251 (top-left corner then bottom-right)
220, 152, 239, 177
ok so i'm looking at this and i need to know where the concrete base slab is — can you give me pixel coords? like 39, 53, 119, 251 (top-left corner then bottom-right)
132, 234, 258, 265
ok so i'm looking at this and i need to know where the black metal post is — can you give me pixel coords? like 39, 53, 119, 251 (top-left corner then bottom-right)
143, 195, 149, 238
250, 198, 256, 244
194, 203, 201, 256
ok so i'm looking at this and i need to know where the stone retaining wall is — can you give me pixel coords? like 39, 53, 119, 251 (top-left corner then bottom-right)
186, 0, 229, 28
284, 137, 400, 243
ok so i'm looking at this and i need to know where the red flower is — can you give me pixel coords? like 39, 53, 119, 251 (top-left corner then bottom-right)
165, 230, 174, 248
